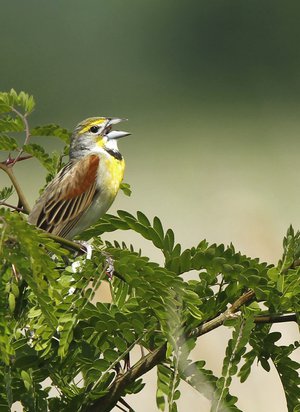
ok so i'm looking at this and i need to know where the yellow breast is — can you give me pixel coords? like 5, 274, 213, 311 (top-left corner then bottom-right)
99, 156, 125, 197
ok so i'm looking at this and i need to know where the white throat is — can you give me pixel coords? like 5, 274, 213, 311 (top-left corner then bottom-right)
105, 139, 119, 152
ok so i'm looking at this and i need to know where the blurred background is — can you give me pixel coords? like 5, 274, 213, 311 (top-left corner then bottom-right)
1, 1, 300, 411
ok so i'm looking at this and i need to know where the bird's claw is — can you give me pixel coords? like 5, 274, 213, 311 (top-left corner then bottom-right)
105, 255, 115, 280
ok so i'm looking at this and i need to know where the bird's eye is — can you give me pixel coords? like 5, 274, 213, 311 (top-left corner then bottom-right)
89, 125, 99, 134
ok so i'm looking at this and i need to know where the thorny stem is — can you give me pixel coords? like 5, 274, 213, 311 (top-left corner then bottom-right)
4, 155, 33, 166
0, 201, 26, 213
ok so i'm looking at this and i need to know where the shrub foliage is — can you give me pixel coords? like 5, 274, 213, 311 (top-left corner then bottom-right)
0, 90, 299, 412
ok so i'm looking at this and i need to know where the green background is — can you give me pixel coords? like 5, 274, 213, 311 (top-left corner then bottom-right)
1, 1, 300, 411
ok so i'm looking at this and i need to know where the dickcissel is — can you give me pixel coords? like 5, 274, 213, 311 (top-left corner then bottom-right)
28, 117, 129, 239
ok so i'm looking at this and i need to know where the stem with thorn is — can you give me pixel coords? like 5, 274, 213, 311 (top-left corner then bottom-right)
0, 201, 26, 213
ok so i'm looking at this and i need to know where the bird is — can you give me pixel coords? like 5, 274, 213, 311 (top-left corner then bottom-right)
28, 117, 130, 239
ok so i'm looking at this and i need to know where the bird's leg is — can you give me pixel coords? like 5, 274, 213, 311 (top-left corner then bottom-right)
104, 254, 115, 280
75, 240, 93, 259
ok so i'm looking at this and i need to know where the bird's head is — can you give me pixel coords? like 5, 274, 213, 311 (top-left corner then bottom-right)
70, 117, 130, 160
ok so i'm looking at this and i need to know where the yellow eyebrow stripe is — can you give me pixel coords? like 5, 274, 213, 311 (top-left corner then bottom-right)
78, 118, 107, 135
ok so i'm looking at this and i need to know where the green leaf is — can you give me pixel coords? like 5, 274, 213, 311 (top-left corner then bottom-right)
164, 228, 175, 253
23, 143, 53, 171
267, 267, 279, 281
8, 293, 15, 313
31, 124, 71, 143
0, 116, 24, 132
137, 211, 151, 227
0, 135, 18, 150
147, 227, 164, 248
21, 370, 32, 390
93, 359, 110, 371
0, 186, 14, 201
117, 209, 135, 221
153, 216, 164, 240
24, 94, 35, 114
179, 249, 191, 273
16, 91, 35, 114
103, 349, 119, 362
271, 343, 300, 411
260, 357, 270, 372
123, 329, 136, 343
0, 100, 11, 113
114, 336, 127, 352
120, 182, 132, 196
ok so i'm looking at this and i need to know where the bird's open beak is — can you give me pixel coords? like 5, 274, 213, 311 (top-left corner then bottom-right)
106, 118, 130, 140
107, 130, 130, 140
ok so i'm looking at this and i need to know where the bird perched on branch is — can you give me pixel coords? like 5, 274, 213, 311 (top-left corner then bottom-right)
28, 117, 129, 239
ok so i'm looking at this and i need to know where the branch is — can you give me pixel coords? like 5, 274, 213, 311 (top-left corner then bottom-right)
0, 162, 30, 213
87, 289, 298, 412
189, 289, 255, 338
87, 290, 255, 412
43, 234, 127, 284
88, 344, 167, 412
4, 155, 33, 166
254, 313, 297, 324
45, 232, 85, 254
0, 201, 26, 213
10, 106, 31, 165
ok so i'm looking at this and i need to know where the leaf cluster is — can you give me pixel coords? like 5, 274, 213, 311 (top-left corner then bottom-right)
0, 91, 299, 412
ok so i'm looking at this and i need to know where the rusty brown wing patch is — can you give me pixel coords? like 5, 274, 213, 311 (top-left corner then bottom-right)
28, 155, 100, 237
